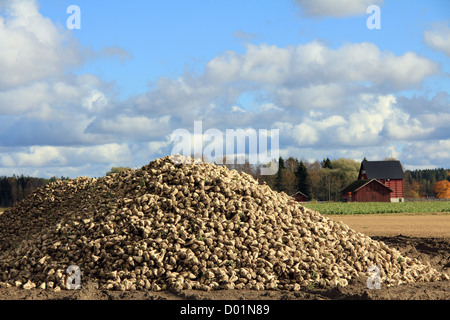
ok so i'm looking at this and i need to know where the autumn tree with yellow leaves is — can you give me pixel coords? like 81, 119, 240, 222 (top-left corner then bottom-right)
432, 180, 450, 199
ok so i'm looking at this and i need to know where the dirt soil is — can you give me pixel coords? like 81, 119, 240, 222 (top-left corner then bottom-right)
326, 213, 450, 238
0, 215, 449, 301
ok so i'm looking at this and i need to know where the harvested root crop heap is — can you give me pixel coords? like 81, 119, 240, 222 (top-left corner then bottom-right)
0, 155, 448, 291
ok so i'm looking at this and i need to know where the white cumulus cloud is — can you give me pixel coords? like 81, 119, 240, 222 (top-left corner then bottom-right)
295, 0, 383, 18
424, 21, 450, 57
0, 144, 132, 168
0, 0, 83, 89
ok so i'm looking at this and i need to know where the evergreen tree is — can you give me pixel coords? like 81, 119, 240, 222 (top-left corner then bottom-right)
274, 156, 285, 192
295, 161, 311, 198
321, 157, 332, 169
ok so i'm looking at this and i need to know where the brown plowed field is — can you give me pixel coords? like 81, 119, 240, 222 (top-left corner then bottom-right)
326, 213, 450, 238
0, 213, 449, 301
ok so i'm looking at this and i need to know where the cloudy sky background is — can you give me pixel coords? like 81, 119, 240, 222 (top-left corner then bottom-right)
0, 0, 449, 178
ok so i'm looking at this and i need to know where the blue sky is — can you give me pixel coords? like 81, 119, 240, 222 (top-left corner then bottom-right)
0, 0, 450, 178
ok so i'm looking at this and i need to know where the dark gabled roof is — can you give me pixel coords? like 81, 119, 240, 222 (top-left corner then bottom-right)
359, 160, 404, 180
341, 180, 369, 194
341, 179, 393, 194
293, 191, 309, 199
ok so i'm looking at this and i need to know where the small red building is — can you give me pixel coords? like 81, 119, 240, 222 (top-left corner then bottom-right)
293, 191, 309, 202
341, 179, 393, 202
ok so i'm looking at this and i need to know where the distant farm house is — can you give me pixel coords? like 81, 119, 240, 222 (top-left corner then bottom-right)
341, 159, 405, 202
292, 191, 309, 202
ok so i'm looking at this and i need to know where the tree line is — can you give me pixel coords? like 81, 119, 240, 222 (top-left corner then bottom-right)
249, 157, 361, 201
1, 158, 448, 207
404, 168, 450, 198
0, 175, 69, 207
228, 157, 450, 201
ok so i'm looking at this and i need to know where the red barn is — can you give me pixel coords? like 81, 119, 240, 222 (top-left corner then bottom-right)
341, 179, 393, 202
358, 159, 405, 202
293, 191, 309, 202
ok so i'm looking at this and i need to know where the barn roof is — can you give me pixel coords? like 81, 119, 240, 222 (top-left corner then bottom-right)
293, 191, 309, 199
360, 160, 404, 180
341, 179, 393, 194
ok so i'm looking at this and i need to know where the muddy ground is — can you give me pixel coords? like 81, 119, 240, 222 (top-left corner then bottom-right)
0, 235, 448, 301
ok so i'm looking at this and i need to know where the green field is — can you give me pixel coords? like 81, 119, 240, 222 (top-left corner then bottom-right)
303, 201, 450, 215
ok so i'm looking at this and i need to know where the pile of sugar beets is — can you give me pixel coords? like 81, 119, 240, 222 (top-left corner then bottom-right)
0, 155, 448, 291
